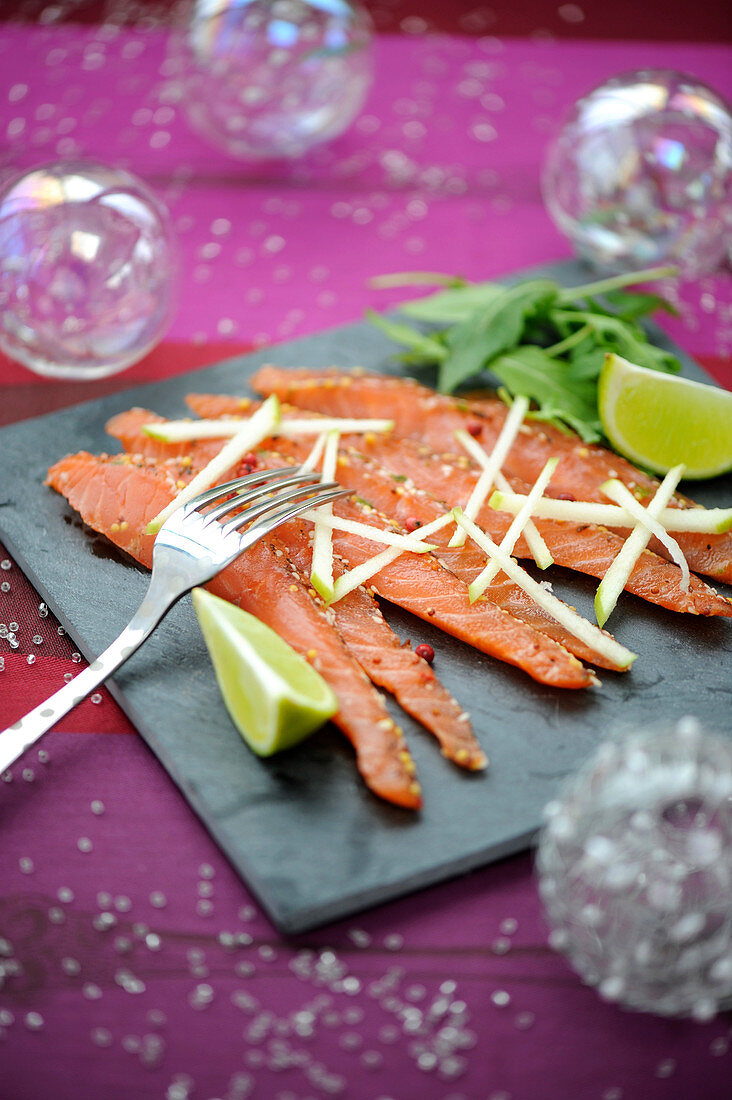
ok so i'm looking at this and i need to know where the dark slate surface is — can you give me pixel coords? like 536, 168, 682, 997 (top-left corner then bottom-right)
0, 260, 730, 932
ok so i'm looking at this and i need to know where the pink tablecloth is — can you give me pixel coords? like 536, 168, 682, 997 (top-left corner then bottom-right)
0, 17, 731, 1100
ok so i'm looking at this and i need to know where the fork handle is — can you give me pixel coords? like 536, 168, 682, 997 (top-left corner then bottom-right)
0, 569, 186, 774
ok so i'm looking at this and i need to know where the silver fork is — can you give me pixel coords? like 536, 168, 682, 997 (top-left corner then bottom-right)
0, 467, 347, 773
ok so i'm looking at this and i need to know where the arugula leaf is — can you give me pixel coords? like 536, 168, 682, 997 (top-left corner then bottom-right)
367, 264, 681, 442
365, 309, 447, 363
597, 288, 678, 322
487, 346, 602, 442
396, 281, 506, 324
438, 280, 558, 393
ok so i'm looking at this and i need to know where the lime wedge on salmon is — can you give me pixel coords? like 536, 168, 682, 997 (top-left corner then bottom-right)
598, 354, 732, 480
192, 588, 338, 755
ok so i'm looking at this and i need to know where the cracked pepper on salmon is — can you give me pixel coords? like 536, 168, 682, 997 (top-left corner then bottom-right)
250, 366, 732, 586
48, 367, 731, 810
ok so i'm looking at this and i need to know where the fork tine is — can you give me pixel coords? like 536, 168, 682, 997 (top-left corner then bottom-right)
220, 481, 346, 536
202, 470, 322, 526
233, 485, 349, 539
182, 467, 299, 514
216, 478, 336, 532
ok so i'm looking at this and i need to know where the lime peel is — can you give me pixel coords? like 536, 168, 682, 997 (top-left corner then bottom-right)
144, 395, 281, 535
598, 353, 732, 479
594, 464, 685, 628
192, 588, 338, 756
600, 478, 689, 592
469, 457, 558, 601
487, 490, 732, 534
454, 508, 636, 671
309, 430, 340, 602
454, 427, 551, 566
143, 415, 394, 444
299, 510, 437, 553
330, 511, 456, 604
449, 393, 530, 548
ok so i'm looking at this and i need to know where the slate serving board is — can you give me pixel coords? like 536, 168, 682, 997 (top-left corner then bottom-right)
0, 260, 730, 934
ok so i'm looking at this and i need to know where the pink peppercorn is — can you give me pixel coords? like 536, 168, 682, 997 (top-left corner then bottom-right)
415, 643, 434, 664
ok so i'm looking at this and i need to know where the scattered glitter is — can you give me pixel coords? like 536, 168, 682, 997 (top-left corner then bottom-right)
655, 1059, 676, 1078
57, 887, 74, 903
90, 693, 103, 705
145, 933, 162, 951
91, 1026, 113, 1047
384, 933, 404, 951
360, 1049, 383, 1069
198, 863, 215, 879
82, 983, 102, 1000
114, 896, 132, 912
196, 899, 214, 917
48, 907, 66, 925
22, 768, 35, 781
71, 652, 82, 663
1, 770, 11, 782
491, 990, 511, 1008
710, 1036, 730, 1056
122, 1034, 142, 1053
149, 891, 167, 909
238, 904, 256, 921
32, 635, 43, 645
491, 937, 512, 955
116, 969, 146, 995
515, 1011, 535, 1030
499, 918, 518, 935
37, 750, 49, 764
61, 957, 81, 976
197, 881, 214, 898
0, 560, 10, 570
77, 837, 93, 853
26, 652, 36, 665
63, 673, 73, 682
24, 1012, 44, 1031
146, 1009, 167, 1028
19, 857, 34, 874
189, 983, 214, 1010
93, 912, 117, 932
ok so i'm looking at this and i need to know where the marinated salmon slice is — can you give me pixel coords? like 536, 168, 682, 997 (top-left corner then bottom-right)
104, 414, 596, 688
155, 399, 731, 622
250, 366, 732, 586
104, 412, 489, 765
46, 452, 422, 810
108, 406, 622, 667
283, 538, 487, 770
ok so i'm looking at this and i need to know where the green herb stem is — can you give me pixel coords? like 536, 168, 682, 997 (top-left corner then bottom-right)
544, 322, 594, 358
556, 265, 678, 305
368, 271, 468, 290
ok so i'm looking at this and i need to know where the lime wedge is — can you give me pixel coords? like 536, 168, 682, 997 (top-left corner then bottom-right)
598, 353, 732, 480
192, 588, 338, 755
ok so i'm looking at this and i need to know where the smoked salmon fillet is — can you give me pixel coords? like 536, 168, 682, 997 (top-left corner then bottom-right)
103, 414, 489, 764
46, 451, 423, 810
250, 366, 732, 586
283, 538, 487, 771
107, 407, 623, 666
154, 399, 732, 622
103, 413, 597, 688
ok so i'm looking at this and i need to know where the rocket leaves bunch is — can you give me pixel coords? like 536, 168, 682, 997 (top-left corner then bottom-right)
367, 266, 680, 443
